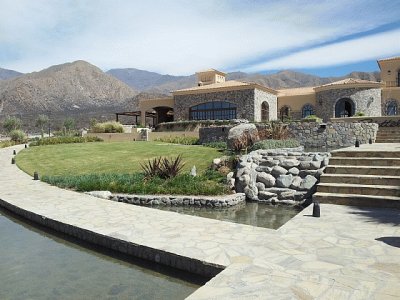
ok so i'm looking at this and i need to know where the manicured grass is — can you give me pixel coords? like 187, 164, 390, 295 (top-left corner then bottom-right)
16, 141, 221, 177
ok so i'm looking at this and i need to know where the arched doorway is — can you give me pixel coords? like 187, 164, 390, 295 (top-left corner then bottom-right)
261, 102, 269, 121
280, 106, 290, 121
153, 106, 174, 124
302, 104, 315, 118
335, 98, 355, 118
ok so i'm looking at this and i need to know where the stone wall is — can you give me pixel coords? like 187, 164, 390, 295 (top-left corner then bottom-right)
288, 122, 378, 149
108, 193, 246, 208
235, 147, 330, 205
315, 88, 381, 121
199, 126, 232, 144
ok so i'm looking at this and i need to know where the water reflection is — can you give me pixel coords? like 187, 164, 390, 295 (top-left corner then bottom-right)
0, 208, 202, 300
155, 202, 302, 229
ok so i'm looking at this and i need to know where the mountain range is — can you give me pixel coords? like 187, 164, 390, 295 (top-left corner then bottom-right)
0, 60, 380, 129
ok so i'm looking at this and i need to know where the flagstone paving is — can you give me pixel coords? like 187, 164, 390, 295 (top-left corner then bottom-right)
0, 145, 399, 299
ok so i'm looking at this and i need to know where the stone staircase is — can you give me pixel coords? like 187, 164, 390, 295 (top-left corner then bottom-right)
375, 126, 400, 143
313, 146, 400, 208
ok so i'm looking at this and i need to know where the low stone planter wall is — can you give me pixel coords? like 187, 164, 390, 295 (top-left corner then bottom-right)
106, 193, 246, 208
288, 122, 378, 149
235, 147, 330, 205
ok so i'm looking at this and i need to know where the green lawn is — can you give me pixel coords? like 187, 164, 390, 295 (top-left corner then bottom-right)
16, 141, 221, 177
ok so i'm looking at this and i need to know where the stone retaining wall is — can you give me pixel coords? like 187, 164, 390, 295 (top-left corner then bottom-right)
108, 193, 246, 208
235, 147, 330, 205
288, 122, 378, 149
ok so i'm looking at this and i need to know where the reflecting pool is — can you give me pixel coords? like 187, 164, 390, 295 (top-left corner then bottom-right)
155, 202, 302, 229
0, 208, 203, 299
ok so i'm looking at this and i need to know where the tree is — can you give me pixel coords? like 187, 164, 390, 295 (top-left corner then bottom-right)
3, 116, 22, 133
35, 114, 49, 138
63, 117, 75, 134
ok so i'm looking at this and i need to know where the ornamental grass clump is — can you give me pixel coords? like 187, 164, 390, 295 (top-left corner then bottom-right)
140, 155, 185, 179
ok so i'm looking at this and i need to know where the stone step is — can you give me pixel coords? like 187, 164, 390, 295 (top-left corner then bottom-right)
377, 127, 400, 131
319, 174, 400, 186
375, 132, 400, 136
331, 151, 400, 158
375, 139, 400, 143
313, 192, 400, 208
325, 165, 400, 176
328, 157, 400, 166
317, 183, 400, 197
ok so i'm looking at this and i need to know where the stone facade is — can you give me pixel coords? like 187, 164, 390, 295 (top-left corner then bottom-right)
288, 122, 378, 149
315, 88, 381, 122
254, 89, 278, 121
199, 126, 232, 144
174, 88, 278, 122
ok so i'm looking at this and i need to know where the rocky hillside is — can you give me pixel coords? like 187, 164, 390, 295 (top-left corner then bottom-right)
0, 61, 138, 116
0, 67, 23, 80
107, 68, 380, 94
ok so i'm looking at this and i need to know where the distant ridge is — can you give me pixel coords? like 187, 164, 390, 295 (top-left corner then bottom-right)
107, 68, 380, 94
0, 67, 23, 80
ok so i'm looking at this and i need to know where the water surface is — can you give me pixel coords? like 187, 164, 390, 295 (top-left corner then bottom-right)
0, 209, 202, 300
155, 202, 302, 229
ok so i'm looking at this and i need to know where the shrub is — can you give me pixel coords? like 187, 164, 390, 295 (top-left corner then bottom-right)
3, 116, 22, 133
29, 136, 103, 146
302, 115, 322, 123
63, 117, 76, 132
9, 129, 27, 143
42, 172, 229, 196
270, 122, 289, 139
155, 136, 199, 145
355, 112, 365, 116
202, 141, 227, 149
0, 140, 17, 148
35, 114, 49, 138
230, 130, 259, 154
251, 139, 300, 151
91, 121, 124, 133
141, 155, 185, 179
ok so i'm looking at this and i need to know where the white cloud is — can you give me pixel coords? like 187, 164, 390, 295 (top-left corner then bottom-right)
245, 29, 400, 72
0, 0, 399, 74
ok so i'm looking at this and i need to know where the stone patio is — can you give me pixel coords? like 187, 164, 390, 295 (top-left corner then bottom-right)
0, 145, 399, 299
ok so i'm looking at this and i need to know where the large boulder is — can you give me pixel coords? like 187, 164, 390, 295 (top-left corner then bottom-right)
276, 174, 293, 188
271, 166, 287, 177
256, 172, 276, 187
227, 124, 259, 150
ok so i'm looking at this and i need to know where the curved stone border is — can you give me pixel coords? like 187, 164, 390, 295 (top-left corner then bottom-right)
108, 193, 246, 207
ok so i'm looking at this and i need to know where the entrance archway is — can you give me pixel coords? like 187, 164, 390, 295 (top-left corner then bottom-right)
261, 102, 269, 121
153, 106, 174, 125
335, 98, 355, 118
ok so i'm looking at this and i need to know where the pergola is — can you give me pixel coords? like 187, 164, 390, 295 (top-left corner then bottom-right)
115, 111, 156, 125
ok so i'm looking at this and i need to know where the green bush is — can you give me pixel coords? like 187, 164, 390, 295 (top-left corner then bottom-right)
29, 136, 103, 146
155, 136, 199, 145
3, 116, 22, 133
9, 129, 27, 143
202, 141, 227, 149
0, 140, 18, 148
41, 172, 229, 196
302, 115, 322, 123
91, 121, 124, 133
355, 112, 365, 116
251, 139, 300, 151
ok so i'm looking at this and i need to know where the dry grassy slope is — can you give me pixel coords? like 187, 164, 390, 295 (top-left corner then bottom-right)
0, 60, 138, 115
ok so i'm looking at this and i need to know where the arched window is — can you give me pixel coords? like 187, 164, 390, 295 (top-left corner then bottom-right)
189, 101, 237, 120
261, 102, 269, 121
386, 100, 398, 115
280, 106, 290, 121
302, 104, 315, 118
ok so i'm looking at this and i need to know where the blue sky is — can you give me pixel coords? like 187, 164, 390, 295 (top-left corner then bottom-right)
0, 0, 399, 77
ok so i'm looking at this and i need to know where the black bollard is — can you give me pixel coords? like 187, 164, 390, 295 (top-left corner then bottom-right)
369, 138, 373, 144
13, 149, 16, 155
355, 138, 360, 147
313, 201, 320, 217
25, 144, 27, 148
33, 171, 39, 180
11, 157, 15, 164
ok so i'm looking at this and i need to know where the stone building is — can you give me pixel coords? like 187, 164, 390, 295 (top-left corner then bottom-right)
134, 56, 399, 125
